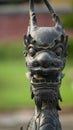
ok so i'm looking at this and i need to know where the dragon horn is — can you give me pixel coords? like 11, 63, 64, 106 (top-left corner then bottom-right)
44, 0, 63, 29
29, 0, 37, 32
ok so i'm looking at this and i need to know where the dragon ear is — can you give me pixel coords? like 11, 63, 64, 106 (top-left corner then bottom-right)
60, 34, 69, 44
24, 35, 28, 47
29, 0, 37, 33
60, 34, 65, 42
24, 34, 33, 47
64, 35, 69, 56
64, 44, 69, 57
65, 35, 68, 44
44, 0, 63, 29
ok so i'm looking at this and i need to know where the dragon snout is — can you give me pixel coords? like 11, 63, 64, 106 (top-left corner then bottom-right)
32, 52, 61, 68
37, 52, 53, 68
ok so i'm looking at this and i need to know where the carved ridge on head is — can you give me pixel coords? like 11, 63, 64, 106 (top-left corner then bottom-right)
26, 0, 67, 51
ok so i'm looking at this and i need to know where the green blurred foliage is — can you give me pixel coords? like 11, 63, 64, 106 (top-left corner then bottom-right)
0, 40, 34, 111
0, 41, 24, 61
60, 14, 73, 28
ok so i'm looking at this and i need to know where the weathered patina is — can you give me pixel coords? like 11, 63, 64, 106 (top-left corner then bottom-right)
24, 0, 68, 130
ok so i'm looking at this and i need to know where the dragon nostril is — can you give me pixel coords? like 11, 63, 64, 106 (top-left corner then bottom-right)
37, 52, 53, 68
44, 63, 50, 68
52, 62, 58, 67
32, 61, 39, 67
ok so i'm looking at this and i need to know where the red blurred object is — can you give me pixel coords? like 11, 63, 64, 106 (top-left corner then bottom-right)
0, 13, 53, 41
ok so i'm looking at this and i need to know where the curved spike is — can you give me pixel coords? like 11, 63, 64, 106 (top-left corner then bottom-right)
29, 0, 37, 32
44, 0, 63, 29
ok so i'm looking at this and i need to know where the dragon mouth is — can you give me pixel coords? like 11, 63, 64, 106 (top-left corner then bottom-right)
31, 70, 61, 86
30, 66, 62, 74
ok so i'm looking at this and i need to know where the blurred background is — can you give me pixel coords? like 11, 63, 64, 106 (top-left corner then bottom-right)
0, 0, 73, 130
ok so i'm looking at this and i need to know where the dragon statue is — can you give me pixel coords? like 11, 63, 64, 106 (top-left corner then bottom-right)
23, 0, 68, 130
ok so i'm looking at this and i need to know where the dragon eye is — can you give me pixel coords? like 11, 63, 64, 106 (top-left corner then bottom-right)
29, 48, 36, 57
55, 47, 63, 56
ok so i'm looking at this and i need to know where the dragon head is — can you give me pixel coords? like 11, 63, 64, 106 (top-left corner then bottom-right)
24, 0, 68, 110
